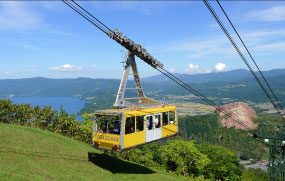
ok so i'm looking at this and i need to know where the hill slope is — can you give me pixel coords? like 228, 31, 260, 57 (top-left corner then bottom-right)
0, 123, 187, 181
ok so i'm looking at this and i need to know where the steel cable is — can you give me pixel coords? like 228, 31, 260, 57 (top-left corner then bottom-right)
63, 0, 252, 130
62, 0, 110, 35
203, 0, 285, 122
216, 0, 284, 113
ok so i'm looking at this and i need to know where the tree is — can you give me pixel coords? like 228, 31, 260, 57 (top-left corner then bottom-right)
241, 168, 268, 181
158, 140, 211, 177
197, 144, 242, 180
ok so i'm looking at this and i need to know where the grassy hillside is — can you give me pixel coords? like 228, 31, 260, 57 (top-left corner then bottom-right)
0, 123, 187, 181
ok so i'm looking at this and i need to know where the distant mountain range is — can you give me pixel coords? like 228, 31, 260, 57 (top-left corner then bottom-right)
1, 68, 284, 114
0, 68, 284, 100
143, 68, 285, 83
0, 77, 119, 97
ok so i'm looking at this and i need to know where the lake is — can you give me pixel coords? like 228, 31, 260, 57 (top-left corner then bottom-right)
10, 97, 86, 121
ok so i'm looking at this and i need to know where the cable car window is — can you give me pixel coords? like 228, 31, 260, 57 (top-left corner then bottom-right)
96, 115, 120, 134
113, 120, 121, 134
136, 116, 144, 132
162, 112, 168, 126
125, 117, 135, 134
147, 116, 153, 130
155, 115, 161, 128
169, 111, 175, 124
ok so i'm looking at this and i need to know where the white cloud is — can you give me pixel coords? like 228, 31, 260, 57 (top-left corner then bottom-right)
249, 5, 285, 22
254, 41, 285, 52
215, 63, 227, 72
40, 1, 60, 12
168, 67, 175, 73
4, 71, 11, 74
185, 63, 228, 74
10, 41, 40, 52
209, 23, 220, 31
0, 1, 71, 36
161, 37, 235, 60
31, 65, 39, 69
239, 29, 285, 53
246, 29, 285, 39
205, 69, 212, 73
185, 63, 212, 74
49, 64, 83, 72
45, 29, 75, 37
158, 26, 285, 61
92, 1, 193, 15
186, 63, 199, 73
0, 1, 42, 30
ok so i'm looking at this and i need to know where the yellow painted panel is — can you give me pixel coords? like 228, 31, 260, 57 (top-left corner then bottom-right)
162, 109, 178, 137
124, 130, 145, 149
93, 132, 120, 149
162, 124, 178, 137
123, 105, 177, 148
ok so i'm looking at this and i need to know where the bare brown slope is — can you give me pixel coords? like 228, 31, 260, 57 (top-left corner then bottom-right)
216, 102, 257, 130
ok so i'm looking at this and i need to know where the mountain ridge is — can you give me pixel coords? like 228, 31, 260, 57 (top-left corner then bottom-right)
143, 68, 285, 83
1, 68, 284, 83
0, 68, 284, 100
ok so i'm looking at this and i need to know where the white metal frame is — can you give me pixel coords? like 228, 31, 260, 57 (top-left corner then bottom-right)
114, 51, 160, 108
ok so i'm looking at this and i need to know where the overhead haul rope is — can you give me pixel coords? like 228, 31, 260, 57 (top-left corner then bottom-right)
62, 0, 111, 35
203, 0, 285, 122
157, 67, 250, 129
216, 0, 285, 116
62, 0, 251, 130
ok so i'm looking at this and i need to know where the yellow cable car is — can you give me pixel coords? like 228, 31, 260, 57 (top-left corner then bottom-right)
92, 52, 178, 151
93, 105, 177, 151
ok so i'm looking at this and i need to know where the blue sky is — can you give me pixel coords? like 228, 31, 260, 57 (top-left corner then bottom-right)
1, 1, 285, 79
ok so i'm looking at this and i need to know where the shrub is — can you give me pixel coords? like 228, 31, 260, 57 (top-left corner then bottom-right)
197, 144, 242, 180
241, 168, 268, 181
158, 140, 211, 176
118, 143, 160, 167
0, 99, 92, 144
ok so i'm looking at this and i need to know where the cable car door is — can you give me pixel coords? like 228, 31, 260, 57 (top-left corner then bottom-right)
146, 114, 162, 142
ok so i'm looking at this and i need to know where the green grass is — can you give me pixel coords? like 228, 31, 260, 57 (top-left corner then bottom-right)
0, 123, 188, 181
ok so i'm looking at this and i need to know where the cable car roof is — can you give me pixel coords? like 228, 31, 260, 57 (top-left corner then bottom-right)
95, 104, 176, 116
